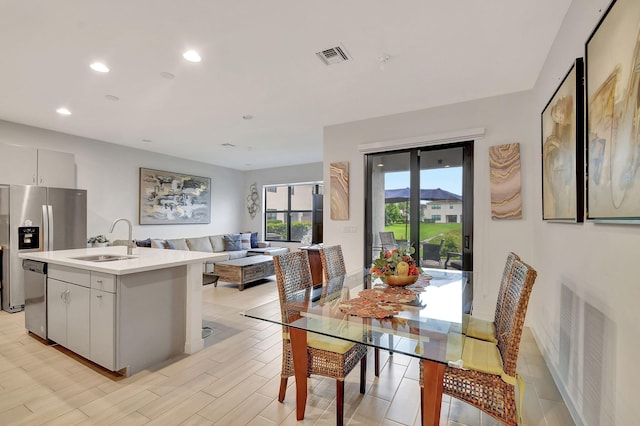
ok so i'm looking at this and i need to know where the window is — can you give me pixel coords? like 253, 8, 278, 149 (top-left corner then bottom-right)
265, 183, 323, 242
432, 214, 441, 221
431, 203, 441, 210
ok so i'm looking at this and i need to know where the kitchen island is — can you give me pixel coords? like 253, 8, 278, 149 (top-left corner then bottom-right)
19, 246, 227, 375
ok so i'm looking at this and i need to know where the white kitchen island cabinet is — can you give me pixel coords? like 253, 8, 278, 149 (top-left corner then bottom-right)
20, 246, 226, 376
47, 277, 91, 359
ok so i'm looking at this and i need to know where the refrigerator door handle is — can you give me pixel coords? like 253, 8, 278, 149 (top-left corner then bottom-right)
47, 205, 54, 250
42, 204, 49, 251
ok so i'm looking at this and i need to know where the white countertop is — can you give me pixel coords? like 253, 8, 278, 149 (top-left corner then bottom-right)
19, 246, 227, 275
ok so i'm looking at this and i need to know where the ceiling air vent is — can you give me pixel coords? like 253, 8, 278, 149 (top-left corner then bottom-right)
316, 45, 351, 66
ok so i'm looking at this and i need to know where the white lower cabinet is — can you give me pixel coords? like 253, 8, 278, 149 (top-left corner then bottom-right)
90, 288, 116, 370
47, 278, 90, 359
47, 265, 116, 370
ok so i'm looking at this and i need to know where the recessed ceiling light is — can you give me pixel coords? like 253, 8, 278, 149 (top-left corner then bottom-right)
90, 62, 110, 73
104, 95, 119, 101
221, 143, 236, 147
56, 107, 72, 116
183, 50, 201, 62
242, 115, 253, 120
142, 139, 152, 143
377, 163, 384, 167
160, 71, 175, 79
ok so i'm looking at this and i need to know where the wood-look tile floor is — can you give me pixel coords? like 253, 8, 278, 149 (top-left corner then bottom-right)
0, 278, 574, 425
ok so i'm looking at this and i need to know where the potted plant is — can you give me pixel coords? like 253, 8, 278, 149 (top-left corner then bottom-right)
88, 234, 109, 247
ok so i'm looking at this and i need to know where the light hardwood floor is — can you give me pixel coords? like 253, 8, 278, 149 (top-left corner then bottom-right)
0, 278, 574, 425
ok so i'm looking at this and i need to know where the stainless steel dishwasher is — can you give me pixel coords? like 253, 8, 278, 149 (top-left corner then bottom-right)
23, 259, 48, 339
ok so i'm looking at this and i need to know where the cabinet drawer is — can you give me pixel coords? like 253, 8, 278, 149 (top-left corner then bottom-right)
91, 272, 116, 293
48, 265, 90, 287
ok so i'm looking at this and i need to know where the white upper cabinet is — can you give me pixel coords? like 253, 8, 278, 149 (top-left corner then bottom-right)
37, 148, 75, 188
0, 143, 38, 185
0, 143, 75, 188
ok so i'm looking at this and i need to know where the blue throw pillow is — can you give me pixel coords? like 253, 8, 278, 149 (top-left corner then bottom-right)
135, 238, 152, 247
224, 234, 242, 251
250, 232, 259, 248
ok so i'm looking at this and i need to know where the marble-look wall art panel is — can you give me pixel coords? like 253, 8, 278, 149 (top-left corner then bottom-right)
489, 143, 522, 219
330, 161, 349, 220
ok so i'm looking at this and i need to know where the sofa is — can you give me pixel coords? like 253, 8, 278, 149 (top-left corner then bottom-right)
135, 232, 289, 282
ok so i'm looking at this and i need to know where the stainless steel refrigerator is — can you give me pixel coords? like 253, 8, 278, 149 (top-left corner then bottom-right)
0, 185, 87, 313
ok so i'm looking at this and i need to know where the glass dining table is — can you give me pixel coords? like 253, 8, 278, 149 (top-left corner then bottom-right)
242, 268, 473, 426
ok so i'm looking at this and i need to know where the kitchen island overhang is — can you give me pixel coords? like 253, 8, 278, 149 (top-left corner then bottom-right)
20, 246, 227, 375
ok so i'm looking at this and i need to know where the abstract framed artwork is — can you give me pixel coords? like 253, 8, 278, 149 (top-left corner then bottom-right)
586, 0, 640, 223
330, 161, 349, 220
541, 58, 584, 222
489, 143, 522, 220
139, 168, 211, 224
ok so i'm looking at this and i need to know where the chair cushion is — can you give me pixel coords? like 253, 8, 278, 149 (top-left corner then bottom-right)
186, 236, 213, 252
445, 332, 464, 362
307, 333, 355, 354
283, 331, 355, 354
461, 337, 504, 377
250, 232, 259, 248
465, 314, 498, 343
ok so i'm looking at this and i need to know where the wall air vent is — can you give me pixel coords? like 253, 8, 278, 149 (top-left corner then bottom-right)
316, 45, 351, 66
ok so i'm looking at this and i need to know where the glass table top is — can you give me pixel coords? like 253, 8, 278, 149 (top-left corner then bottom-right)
243, 268, 473, 364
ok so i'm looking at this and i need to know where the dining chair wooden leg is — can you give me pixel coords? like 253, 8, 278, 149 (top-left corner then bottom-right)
336, 379, 344, 426
360, 357, 366, 394
290, 328, 308, 421
374, 348, 380, 377
278, 377, 287, 402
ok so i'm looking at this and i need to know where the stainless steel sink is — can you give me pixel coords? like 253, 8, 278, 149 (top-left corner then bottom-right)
71, 254, 137, 262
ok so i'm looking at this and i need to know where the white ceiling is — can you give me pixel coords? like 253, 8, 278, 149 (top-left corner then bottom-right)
0, 0, 571, 171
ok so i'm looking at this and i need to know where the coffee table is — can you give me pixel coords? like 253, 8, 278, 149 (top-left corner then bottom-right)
211, 255, 275, 291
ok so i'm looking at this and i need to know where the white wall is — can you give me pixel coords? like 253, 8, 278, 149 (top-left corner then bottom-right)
325, 0, 639, 423
243, 162, 323, 251
324, 91, 537, 317
0, 120, 244, 241
530, 0, 638, 424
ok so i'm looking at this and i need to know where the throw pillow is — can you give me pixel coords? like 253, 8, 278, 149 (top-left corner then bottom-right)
186, 236, 213, 252
223, 234, 242, 251
240, 232, 252, 250
209, 235, 225, 252
167, 238, 189, 251
250, 232, 259, 248
150, 239, 168, 249
135, 238, 152, 247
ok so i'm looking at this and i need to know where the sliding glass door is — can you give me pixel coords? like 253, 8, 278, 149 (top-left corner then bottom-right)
365, 142, 473, 271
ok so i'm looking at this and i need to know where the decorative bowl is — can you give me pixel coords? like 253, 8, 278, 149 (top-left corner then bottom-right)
385, 274, 419, 287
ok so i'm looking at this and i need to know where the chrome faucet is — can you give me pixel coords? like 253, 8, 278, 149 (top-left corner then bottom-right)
109, 218, 134, 255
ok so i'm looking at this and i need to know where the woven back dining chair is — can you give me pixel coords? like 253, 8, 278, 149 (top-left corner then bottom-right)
420, 258, 537, 425
319, 245, 346, 282
273, 251, 368, 426
465, 252, 520, 343
319, 244, 382, 377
